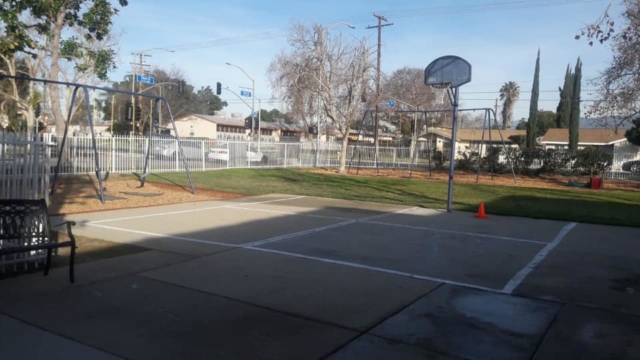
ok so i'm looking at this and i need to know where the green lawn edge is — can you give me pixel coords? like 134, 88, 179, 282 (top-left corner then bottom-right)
138, 168, 640, 228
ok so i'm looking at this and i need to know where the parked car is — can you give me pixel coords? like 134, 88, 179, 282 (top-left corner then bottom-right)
207, 143, 268, 164
621, 160, 640, 173
153, 140, 204, 159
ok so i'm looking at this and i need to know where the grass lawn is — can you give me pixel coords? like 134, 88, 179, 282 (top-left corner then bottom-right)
147, 168, 640, 227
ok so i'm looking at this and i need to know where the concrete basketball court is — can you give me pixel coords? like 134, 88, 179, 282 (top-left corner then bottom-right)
1, 194, 639, 359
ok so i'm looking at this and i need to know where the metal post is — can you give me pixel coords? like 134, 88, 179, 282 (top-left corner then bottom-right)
446, 87, 460, 213
258, 98, 261, 153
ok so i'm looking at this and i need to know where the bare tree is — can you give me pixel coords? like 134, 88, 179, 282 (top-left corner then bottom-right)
269, 21, 374, 173
577, 0, 640, 132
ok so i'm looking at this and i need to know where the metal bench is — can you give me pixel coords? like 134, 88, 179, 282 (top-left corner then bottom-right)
0, 199, 77, 283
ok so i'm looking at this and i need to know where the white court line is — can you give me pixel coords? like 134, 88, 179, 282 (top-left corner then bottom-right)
87, 223, 240, 248
248, 246, 501, 293
501, 222, 578, 294
242, 209, 415, 248
364, 221, 548, 245
223, 206, 349, 221
86, 196, 307, 224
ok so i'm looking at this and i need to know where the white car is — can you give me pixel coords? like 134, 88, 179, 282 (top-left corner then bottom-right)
207, 143, 268, 164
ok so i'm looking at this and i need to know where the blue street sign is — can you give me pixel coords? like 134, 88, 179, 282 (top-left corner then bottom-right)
251, 111, 257, 117
136, 74, 155, 84
240, 90, 252, 97
379, 100, 395, 108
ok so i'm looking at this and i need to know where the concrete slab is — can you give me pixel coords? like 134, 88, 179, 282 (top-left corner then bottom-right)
260, 221, 543, 289
141, 248, 439, 330
327, 334, 456, 360
515, 223, 640, 315
97, 206, 344, 246
533, 304, 640, 360
372, 207, 569, 243
0, 250, 191, 302
0, 314, 123, 360
237, 196, 410, 220
370, 285, 561, 360
1, 275, 356, 360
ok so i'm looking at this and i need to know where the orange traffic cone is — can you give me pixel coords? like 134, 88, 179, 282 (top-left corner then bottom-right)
475, 203, 488, 219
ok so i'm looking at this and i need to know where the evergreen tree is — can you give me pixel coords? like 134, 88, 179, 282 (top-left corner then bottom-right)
555, 64, 574, 128
569, 57, 582, 152
526, 49, 540, 149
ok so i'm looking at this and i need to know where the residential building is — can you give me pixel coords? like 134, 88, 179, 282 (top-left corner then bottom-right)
165, 112, 304, 141
537, 128, 629, 150
420, 127, 525, 157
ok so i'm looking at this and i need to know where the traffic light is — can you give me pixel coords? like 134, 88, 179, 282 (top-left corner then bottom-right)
216, 82, 222, 95
410, 119, 415, 133
178, 80, 184, 94
35, 103, 41, 118
253, 119, 259, 130
244, 117, 251, 129
125, 101, 133, 121
134, 105, 141, 121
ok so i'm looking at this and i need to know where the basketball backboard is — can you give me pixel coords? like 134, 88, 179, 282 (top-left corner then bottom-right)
424, 55, 472, 88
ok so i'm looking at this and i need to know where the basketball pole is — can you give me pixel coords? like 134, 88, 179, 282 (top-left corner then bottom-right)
446, 86, 460, 213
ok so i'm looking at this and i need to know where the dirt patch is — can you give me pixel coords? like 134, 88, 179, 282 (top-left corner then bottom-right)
49, 174, 245, 215
306, 168, 640, 192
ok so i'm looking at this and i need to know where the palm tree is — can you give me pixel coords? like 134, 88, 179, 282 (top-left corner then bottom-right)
499, 81, 520, 130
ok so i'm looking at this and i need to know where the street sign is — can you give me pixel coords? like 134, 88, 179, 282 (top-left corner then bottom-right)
379, 100, 395, 108
136, 74, 155, 84
240, 90, 252, 97
251, 111, 257, 117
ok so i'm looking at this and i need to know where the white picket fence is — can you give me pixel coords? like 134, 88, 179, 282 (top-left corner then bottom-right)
41, 134, 434, 175
0, 132, 51, 203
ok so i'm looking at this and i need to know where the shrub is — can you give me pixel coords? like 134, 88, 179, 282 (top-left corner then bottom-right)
455, 151, 480, 172
573, 146, 613, 176
540, 149, 570, 175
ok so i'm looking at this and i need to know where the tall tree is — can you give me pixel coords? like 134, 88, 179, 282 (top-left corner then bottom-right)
576, 1, 640, 135
625, 119, 640, 146
569, 58, 582, 152
555, 64, 574, 128
526, 49, 541, 149
268, 21, 374, 173
499, 81, 520, 129
1, 1, 129, 135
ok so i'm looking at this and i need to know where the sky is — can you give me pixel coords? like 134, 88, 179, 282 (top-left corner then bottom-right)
108, 0, 620, 127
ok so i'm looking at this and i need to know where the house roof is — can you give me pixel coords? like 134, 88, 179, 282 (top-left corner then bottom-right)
540, 128, 628, 145
422, 127, 526, 143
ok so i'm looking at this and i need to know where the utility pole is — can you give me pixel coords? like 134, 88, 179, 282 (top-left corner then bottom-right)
130, 52, 150, 134
367, 13, 393, 167
494, 98, 498, 130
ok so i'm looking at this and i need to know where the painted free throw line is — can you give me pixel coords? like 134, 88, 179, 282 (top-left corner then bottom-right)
501, 222, 578, 294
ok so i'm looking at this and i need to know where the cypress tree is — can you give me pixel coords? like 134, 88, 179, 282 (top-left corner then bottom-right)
555, 64, 574, 128
526, 49, 540, 149
569, 57, 582, 153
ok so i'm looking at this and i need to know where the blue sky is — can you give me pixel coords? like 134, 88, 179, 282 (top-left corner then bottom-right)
108, 0, 619, 126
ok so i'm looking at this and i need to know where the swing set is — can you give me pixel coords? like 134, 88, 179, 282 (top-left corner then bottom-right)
0, 74, 196, 204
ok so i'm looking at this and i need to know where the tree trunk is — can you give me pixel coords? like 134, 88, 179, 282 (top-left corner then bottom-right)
337, 129, 350, 173
48, 11, 67, 136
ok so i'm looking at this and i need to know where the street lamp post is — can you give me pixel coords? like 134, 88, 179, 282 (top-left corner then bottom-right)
315, 22, 355, 167
226, 62, 259, 150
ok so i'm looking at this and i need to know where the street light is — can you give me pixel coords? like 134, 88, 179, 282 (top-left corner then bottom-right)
226, 62, 258, 146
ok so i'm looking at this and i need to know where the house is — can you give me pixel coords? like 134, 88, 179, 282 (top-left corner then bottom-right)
538, 128, 628, 150
538, 128, 640, 171
420, 127, 525, 158
164, 112, 305, 141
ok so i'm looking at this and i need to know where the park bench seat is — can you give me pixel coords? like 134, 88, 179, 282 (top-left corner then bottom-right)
0, 199, 77, 283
